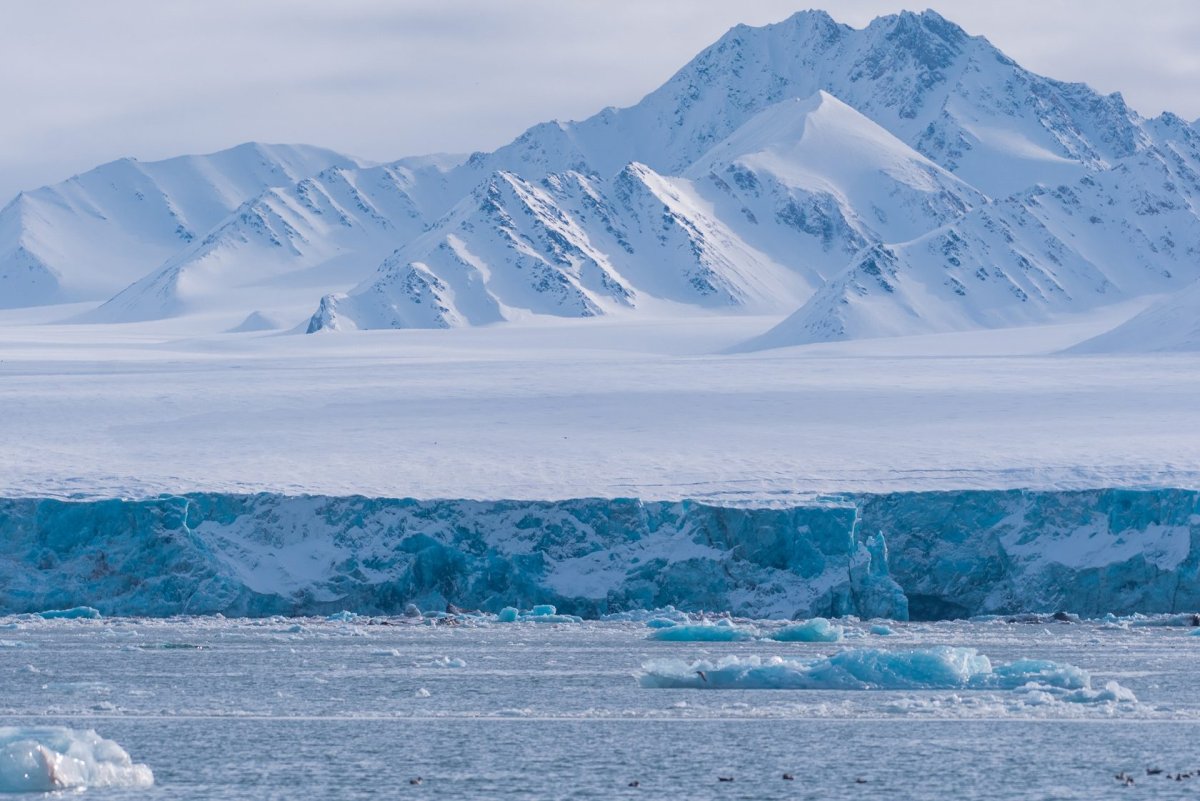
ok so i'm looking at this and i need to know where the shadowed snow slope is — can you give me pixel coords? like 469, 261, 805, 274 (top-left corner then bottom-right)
0, 143, 356, 308
1072, 279, 1200, 353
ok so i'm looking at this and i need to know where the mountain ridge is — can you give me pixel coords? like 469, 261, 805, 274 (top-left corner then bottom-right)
4, 10, 1200, 352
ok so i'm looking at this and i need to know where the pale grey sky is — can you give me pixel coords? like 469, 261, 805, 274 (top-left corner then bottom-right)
3, 1, 1199, 201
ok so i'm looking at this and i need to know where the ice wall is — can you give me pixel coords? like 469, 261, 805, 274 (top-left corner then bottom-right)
0, 490, 1196, 619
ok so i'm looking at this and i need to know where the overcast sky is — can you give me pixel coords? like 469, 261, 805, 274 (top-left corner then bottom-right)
3, 1, 1199, 201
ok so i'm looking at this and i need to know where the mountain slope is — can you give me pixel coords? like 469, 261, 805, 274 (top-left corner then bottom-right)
83, 163, 425, 322
310, 92, 983, 331
445, 10, 1144, 200
1072, 280, 1200, 353
0, 143, 357, 308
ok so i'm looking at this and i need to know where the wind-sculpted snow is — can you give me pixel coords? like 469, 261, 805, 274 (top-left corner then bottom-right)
1, 489, 1198, 619
637, 647, 1136, 704
0, 727, 153, 793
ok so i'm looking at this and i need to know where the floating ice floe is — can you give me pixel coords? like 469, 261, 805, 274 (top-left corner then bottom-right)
639, 646, 1135, 704
870, 624, 895, 636
38, 607, 101, 620
495, 605, 582, 624
417, 656, 466, 668
647, 622, 758, 642
0, 727, 153, 793
603, 606, 691, 624
325, 611, 359, 622
767, 618, 843, 642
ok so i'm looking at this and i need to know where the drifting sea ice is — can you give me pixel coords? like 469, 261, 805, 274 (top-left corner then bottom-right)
638, 646, 1134, 704
767, 617, 844, 642
647, 622, 758, 642
0, 727, 152, 793
495, 605, 582, 624
38, 607, 101, 620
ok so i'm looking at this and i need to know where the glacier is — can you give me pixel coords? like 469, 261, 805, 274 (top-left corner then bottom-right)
1, 489, 1198, 619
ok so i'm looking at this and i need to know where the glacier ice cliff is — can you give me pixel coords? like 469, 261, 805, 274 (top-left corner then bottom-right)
0, 490, 1197, 619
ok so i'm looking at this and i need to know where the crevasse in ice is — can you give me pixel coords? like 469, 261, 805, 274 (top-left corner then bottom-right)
1, 489, 1197, 619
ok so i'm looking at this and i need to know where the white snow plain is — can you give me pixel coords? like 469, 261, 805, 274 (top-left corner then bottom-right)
1, 302, 1198, 502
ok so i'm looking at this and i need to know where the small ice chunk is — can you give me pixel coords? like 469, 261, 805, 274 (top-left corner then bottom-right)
495, 606, 580, 623
648, 624, 757, 642
646, 618, 678, 629
427, 656, 466, 668
870, 624, 895, 636
525, 613, 582, 624
39, 607, 101, 620
768, 618, 843, 643
414, 688, 431, 698
326, 611, 358, 622
0, 727, 153, 793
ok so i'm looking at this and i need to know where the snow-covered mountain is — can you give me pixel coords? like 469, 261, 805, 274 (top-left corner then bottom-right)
310, 91, 982, 331
0, 143, 357, 308
6, 9, 1200, 349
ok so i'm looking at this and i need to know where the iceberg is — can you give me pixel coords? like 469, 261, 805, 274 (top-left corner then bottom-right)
38, 607, 101, 620
870, 624, 895, 636
767, 618, 843, 642
0, 727, 153, 793
638, 646, 1125, 700
495, 605, 581, 624
647, 623, 758, 642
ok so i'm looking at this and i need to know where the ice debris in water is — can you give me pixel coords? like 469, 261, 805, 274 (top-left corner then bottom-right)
647, 622, 758, 642
38, 607, 101, 620
871, 624, 895, 636
768, 618, 843, 642
495, 605, 582, 624
326, 611, 359, 622
423, 656, 466, 668
639, 646, 1134, 702
0, 727, 153, 793
646, 618, 679, 629
603, 606, 690, 623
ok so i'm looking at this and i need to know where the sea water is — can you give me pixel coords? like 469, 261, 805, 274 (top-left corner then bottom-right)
2, 615, 1200, 799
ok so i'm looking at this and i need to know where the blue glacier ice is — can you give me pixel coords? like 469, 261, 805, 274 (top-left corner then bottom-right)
768, 617, 843, 642
37, 607, 101, 620
494, 605, 582, 624
638, 647, 1130, 702
870, 624, 895, 636
0, 489, 1198, 619
647, 623, 758, 642
0, 727, 153, 793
